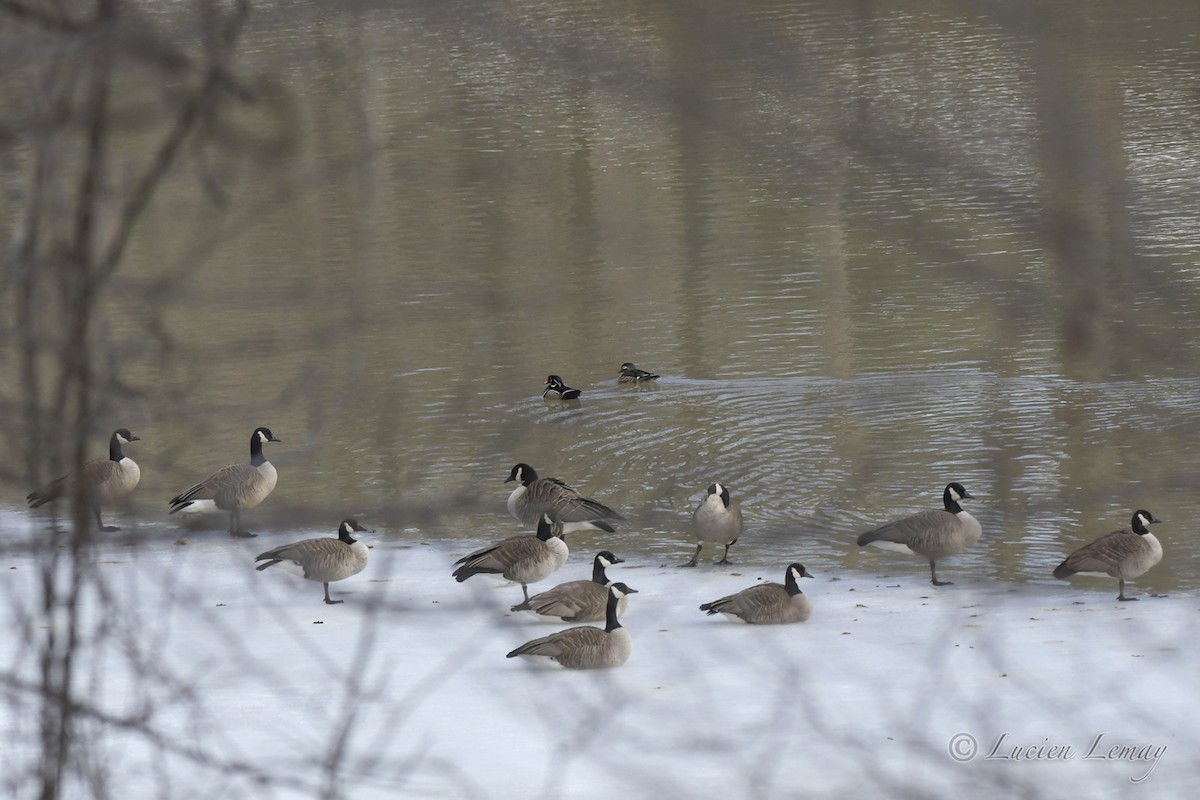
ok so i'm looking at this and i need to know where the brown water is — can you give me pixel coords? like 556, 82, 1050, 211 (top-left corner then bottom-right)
9, 0, 1200, 594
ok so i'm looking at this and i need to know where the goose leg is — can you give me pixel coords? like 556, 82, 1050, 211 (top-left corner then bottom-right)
930, 561, 953, 586
94, 506, 119, 532
680, 544, 703, 568
323, 583, 343, 605
1117, 579, 1137, 601
520, 583, 531, 603
717, 541, 735, 565
230, 508, 256, 538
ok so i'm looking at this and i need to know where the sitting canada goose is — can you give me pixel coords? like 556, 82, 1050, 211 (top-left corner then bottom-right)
618, 362, 660, 384
26, 428, 142, 531
543, 374, 581, 401
452, 513, 568, 603
255, 519, 371, 605
168, 426, 281, 538
682, 483, 743, 567
856, 482, 981, 586
505, 463, 622, 534
511, 550, 629, 622
1053, 510, 1163, 601
700, 563, 815, 624
506, 582, 638, 669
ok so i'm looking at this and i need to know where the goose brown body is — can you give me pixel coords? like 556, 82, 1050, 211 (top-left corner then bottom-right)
700, 563, 814, 624
255, 519, 370, 605
168, 427, 281, 537
1053, 510, 1163, 601
506, 583, 637, 669
505, 463, 622, 534
684, 483, 743, 567
452, 514, 569, 602
510, 550, 627, 622
26, 429, 141, 531
856, 482, 981, 586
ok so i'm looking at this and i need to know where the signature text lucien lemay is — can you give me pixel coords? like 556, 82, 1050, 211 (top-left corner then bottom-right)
948, 732, 1167, 782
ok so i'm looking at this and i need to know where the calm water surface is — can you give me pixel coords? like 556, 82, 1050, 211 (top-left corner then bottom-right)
11, 1, 1200, 593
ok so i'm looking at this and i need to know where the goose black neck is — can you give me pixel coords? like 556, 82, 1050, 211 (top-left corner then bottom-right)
536, 518, 556, 541
605, 590, 623, 632
591, 559, 609, 584
108, 433, 124, 461
941, 490, 963, 514
339, 528, 358, 544
250, 434, 268, 466
784, 570, 802, 596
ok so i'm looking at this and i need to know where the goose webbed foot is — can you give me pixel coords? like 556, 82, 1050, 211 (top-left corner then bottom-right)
929, 562, 952, 586
680, 544, 703, 568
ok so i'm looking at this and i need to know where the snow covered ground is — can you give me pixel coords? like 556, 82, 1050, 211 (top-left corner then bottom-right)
1, 511, 1196, 799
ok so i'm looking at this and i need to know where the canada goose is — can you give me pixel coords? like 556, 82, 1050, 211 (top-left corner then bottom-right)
452, 513, 569, 603
26, 428, 141, 531
856, 482, 981, 586
700, 563, 815, 624
506, 582, 638, 669
255, 519, 371, 605
1053, 510, 1163, 601
543, 375, 581, 401
505, 463, 622, 534
168, 426, 281, 538
618, 362, 660, 384
682, 483, 743, 567
510, 550, 629, 622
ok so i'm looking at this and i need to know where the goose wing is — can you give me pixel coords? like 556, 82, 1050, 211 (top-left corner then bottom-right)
514, 580, 605, 619
453, 534, 540, 579
527, 478, 622, 524
83, 458, 139, 503
701, 583, 786, 618
857, 509, 960, 555
27, 473, 75, 507
256, 538, 363, 581
28, 458, 129, 507
170, 463, 266, 510
1053, 530, 1146, 578
507, 625, 611, 663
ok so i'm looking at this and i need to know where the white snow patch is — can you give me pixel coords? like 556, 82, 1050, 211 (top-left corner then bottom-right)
1, 511, 1196, 798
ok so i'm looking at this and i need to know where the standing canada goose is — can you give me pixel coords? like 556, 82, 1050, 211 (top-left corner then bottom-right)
1053, 510, 1163, 601
510, 550, 629, 622
682, 483, 743, 567
254, 519, 371, 605
618, 362, 660, 384
543, 375, 581, 401
505, 463, 622, 534
856, 482, 981, 586
452, 513, 569, 603
168, 426, 281, 538
506, 582, 638, 669
700, 563, 815, 624
26, 428, 141, 531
